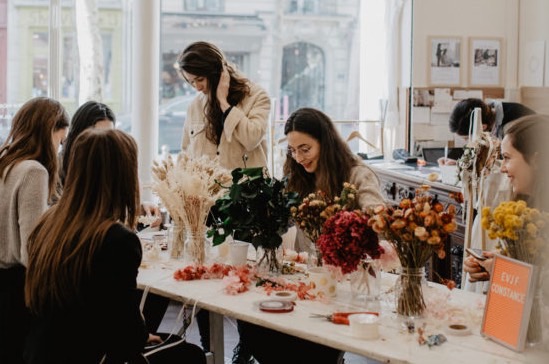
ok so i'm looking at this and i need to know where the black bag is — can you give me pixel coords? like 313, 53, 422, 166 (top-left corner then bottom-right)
137, 287, 206, 364
143, 333, 206, 364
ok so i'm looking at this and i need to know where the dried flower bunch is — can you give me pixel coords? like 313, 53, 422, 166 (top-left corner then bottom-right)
369, 185, 457, 268
317, 210, 382, 274
291, 182, 360, 241
152, 153, 231, 260
457, 132, 501, 183
481, 200, 549, 264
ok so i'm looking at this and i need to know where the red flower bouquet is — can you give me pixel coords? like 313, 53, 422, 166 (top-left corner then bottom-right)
291, 183, 360, 266
317, 210, 383, 274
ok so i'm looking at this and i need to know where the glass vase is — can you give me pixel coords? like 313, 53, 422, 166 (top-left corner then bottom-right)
169, 221, 185, 259
256, 246, 283, 275
307, 241, 323, 268
526, 275, 543, 347
184, 228, 208, 266
394, 267, 427, 319
350, 258, 381, 302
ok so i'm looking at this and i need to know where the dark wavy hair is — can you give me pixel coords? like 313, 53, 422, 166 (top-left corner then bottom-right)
177, 41, 250, 144
282, 108, 359, 198
449, 98, 495, 136
61, 101, 116, 183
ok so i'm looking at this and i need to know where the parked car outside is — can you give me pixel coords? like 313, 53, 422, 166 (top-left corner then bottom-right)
117, 94, 195, 153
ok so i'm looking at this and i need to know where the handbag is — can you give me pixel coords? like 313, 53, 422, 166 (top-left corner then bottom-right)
138, 286, 205, 364
99, 287, 203, 364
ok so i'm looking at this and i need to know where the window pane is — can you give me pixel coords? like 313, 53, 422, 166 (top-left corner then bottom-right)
160, 0, 361, 154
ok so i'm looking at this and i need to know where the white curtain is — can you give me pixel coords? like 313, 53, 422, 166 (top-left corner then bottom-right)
383, 0, 407, 157
76, 0, 104, 103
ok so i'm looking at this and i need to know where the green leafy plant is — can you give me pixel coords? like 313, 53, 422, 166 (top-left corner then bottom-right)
207, 167, 299, 251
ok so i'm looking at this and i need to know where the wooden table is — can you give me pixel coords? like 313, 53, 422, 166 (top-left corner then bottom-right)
137, 256, 546, 364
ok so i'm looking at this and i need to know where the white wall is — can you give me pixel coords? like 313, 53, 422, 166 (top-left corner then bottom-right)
519, 0, 549, 87
412, 0, 518, 91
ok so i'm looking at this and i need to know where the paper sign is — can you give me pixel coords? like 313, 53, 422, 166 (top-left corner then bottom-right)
481, 254, 537, 352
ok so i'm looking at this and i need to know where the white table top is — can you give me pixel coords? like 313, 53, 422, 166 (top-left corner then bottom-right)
137, 255, 547, 364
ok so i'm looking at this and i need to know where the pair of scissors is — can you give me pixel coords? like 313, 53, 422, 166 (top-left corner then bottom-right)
310, 311, 379, 325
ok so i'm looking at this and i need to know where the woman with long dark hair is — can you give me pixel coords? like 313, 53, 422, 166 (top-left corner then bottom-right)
177, 41, 270, 169
0, 97, 69, 363
24, 128, 206, 363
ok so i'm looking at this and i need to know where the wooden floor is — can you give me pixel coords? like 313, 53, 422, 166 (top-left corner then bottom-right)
158, 301, 378, 364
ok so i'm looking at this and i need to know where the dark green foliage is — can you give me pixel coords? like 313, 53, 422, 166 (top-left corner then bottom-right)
207, 167, 299, 250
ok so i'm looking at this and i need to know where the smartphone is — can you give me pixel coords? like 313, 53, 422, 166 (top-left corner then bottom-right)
465, 248, 487, 261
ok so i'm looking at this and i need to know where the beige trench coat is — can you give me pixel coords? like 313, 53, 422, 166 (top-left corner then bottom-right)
181, 82, 271, 170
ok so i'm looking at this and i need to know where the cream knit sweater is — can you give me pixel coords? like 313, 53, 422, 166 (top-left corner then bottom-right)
0, 160, 49, 268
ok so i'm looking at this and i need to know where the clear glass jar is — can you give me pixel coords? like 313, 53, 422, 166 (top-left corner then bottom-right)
350, 258, 381, 302
394, 267, 427, 319
255, 246, 283, 275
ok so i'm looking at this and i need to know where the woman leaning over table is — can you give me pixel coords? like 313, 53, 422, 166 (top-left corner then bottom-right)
464, 114, 549, 282
177, 41, 270, 170
0, 97, 69, 364
24, 128, 206, 363
235, 108, 386, 364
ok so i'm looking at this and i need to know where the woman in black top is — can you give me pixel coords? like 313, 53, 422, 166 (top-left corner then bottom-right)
24, 129, 205, 363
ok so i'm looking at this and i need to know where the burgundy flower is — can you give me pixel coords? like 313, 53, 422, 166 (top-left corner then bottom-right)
317, 210, 383, 274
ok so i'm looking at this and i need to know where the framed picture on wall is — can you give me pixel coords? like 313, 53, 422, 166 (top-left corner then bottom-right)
428, 36, 462, 86
469, 37, 503, 87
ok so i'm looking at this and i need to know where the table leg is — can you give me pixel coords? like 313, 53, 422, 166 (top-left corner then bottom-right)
209, 311, 224, 364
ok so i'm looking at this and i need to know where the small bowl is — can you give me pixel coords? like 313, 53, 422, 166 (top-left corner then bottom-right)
348, 313, 379, 340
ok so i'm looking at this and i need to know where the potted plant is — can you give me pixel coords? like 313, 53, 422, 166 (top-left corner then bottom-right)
207, 167, 299, 273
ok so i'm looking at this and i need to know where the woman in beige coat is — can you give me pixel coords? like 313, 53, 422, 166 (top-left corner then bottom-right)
177, 41, 270, 170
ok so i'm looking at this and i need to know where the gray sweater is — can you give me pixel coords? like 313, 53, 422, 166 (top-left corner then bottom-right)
0, 160, 49, 268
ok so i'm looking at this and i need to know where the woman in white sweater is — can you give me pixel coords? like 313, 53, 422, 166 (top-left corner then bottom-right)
0, 97, 69, 363
177, 41, 271, 170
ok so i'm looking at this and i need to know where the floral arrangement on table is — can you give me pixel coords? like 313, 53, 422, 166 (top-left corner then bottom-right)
481, 200, 549, 263
368, 185, 458, 317
290, 183, 360, 266
152, 153, 231, 263
207, 167, 299, 273
481, 200, 549, 344
316, 210, 383, 274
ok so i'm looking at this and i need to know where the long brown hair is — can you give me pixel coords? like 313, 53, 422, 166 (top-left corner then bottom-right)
177, 41, 250, 144
25, 129, 140, 314
283, 108, 359, 198
0, 97, 69, 200
503, 114, 549, 211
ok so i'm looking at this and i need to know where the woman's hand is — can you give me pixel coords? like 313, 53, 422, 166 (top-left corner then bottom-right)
147, 333, 163, 345
464, 251, 494, 282
216, 65, 231, 112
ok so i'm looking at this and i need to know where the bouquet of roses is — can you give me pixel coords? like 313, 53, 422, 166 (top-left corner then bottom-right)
316, 209, 383, 274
